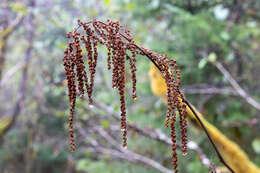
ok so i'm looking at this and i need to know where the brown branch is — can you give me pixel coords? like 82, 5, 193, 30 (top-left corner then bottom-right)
183, 99, 235, 173
213, 61, 260, 112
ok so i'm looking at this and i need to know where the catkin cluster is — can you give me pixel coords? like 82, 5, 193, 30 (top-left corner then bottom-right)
63, 19, 187, 172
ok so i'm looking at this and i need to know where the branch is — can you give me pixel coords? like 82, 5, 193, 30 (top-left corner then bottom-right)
183, 99, 235, 173
1, 13, 24, 38
213, 61, 260, 112
77, 125, 172, 173
183, 86, 237, 95
0, 0, 35, 141
0, 13, 24, 80
83, 101, 211, 168
0, 62, 25, 88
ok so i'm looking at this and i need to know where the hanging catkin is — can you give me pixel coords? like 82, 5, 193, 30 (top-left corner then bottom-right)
63, 19, 188, 172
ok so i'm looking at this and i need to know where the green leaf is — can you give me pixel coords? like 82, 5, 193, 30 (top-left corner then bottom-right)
104, 0, 111, 6
76, 159, 89, 171
213, 4, 229, 20
8, 2, 28, 14
220, 31, 230, 41
125, 3, 135, 11
208, 53, 217, 63
198, 58, 207, 69
149, 0, 160, 9
101, 120, 110, 129
252, 138, 260, 154
164, 3, 190, 16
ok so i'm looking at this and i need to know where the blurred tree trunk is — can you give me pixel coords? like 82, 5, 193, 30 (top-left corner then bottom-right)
0, 0, 24, 80
0, 0, 34, 143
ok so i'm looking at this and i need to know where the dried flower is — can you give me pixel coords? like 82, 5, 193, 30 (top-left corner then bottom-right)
63, 19, 188, 172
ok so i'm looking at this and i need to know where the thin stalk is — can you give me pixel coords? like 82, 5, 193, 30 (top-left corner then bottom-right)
183, 99, 235, 173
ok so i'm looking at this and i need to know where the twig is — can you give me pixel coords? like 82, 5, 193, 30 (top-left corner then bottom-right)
183, 99, 235, 173
78, 126, 172, 173
84, 101, 211, 168
213, 61, 260, 112
0, 62, 25, 88
183, 86, 237, 96
0, 13, 24, 38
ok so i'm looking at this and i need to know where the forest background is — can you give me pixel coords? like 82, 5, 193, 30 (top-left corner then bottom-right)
0, 0, 259, 172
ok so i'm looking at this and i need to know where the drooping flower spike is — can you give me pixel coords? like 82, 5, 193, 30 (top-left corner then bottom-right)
63, 19, 188, 172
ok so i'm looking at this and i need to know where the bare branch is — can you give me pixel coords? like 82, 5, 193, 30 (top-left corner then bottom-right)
82, 101, 211, 168
78, 126, 172, 173
183, 86, 237, 95
1, 13, 24, 38
213, 61, 260, 112
0, 62, 25, 88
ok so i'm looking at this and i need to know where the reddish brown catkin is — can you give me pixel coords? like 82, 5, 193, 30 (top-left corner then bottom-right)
129, 43, 137, 99
171, 114, 178, 173
63, 41, 77, 152
175, 66, 188, 155
63, 19, 188, 171
72, 32, 86, 99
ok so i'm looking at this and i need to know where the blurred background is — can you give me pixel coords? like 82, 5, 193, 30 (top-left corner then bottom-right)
0, 0, 259, 172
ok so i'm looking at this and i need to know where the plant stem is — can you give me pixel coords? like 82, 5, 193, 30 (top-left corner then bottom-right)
183, 99, 235, 173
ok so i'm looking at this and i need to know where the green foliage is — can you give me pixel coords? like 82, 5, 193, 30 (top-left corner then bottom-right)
1, 0, 259, 172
